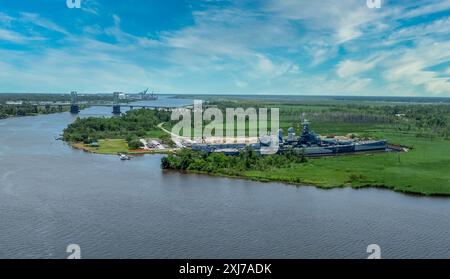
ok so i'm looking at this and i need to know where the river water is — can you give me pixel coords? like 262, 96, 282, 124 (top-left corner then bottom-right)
0, 96, 449, 258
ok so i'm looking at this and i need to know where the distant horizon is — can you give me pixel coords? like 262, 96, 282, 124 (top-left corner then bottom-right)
2, 92, 450, 99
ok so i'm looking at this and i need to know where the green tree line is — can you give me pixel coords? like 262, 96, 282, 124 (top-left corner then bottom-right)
161, 147, 307, 175
63, 109, 171, 146
0, 104, 70, 119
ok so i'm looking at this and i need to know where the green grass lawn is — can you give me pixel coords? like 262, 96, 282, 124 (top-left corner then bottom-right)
145, 129, 166, 138
81, 139, 129, 154
75, 137, 171, 155
236, 133, 450, 195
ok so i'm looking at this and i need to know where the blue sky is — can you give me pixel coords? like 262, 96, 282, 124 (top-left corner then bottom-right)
0, 0, 449, 96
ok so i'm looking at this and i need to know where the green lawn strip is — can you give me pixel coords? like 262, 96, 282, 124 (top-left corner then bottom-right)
79, 139, 129, 154
167, 132, 450, 195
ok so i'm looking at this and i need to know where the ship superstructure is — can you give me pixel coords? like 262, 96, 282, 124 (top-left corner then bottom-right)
273, 119, 387, 155
191, 119, 388, 156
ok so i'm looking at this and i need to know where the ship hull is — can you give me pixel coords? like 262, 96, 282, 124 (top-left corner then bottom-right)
304, 140, 387, 155
279, 140, 387, 156
354, 140, 387, 151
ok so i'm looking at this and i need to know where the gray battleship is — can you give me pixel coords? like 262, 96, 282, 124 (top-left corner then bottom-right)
271, 119, 388, 155
192, 119, 388, 156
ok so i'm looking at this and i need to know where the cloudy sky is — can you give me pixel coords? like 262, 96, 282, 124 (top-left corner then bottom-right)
0, 0, 449, 95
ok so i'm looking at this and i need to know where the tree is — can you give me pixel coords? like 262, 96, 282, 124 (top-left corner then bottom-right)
128, 138, 143, 149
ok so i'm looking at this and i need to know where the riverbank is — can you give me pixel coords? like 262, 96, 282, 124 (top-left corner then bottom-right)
70, 139, 173, 155
0, 108, 71, 119
161, 132, 450, 196
177, 168, 450, 197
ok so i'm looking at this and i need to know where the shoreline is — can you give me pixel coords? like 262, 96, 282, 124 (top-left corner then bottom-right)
0, 111, 69, 120
67, 139, 448, 197
165, 168, 450, 197
69, 141, 173, 155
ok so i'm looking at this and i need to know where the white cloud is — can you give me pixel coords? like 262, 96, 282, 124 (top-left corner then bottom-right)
81, 0, 101, 15
19, 13, 69, 35
400, 1, 450, 19
264, 0, 386, 43
287, 64, 301, 74
388, 16, 450, 43
235, 80, 248, 88
336, 59, 378, 78
112, 14, 121, 26
0, 12, 14, 24
0, 46, 174, 93
382, 41, 450, 95
0, 29, 33, 44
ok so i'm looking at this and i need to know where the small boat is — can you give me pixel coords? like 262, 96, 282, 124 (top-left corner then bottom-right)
119, 154, 131, 160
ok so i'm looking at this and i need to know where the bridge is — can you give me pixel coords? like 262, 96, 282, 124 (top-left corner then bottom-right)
11, 92, 180, 114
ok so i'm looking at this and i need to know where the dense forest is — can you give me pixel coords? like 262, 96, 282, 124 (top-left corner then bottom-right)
63, 109, 172, 148
202, 99, 450, 139
175, 94, 450, 104
0, 104, 70, 119
161, 147, 307, 175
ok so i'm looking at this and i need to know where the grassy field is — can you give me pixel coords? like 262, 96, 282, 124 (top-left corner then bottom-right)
73, 139, 129, 154
165, 131, 450, 196
72, 138, 172, 155
239, 133, 450, 195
